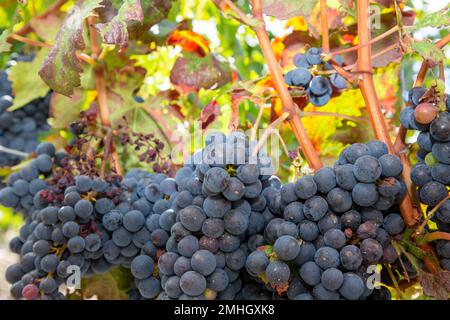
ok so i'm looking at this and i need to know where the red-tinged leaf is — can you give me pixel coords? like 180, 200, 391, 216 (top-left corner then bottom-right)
200, 100, 220, 130
421, 271, 450, 300
38, 0, 104, 97
167, 30, 210, 56
262, 0, 316, 20
170, 53, 231, 92
264, 0, 344, 38
95, 0, 144, 48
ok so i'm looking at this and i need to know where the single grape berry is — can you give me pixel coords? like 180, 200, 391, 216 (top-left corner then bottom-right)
414, 102, 437, 124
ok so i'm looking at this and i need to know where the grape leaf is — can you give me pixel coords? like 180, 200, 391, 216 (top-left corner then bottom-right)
38, 0, 104, 97
421, 271, 450, 300
30, 11, 65, 42
7, 48, 50, 111
141, 0, 172, 26
79, 268, 129, 300
95, 0, 144, 48
0, 30, 11, 53
170, 53, 231, 92
262, 0, 316, 20
201, 100, 220, 130
414, 5, 450, 30
49, 90, 90, 130
411, 39, 446, 64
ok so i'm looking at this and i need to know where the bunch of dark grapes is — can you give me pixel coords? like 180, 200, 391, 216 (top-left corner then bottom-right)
284, 47, 347, 107
244, 140, 405, 300
400, 86, 450, 271
3, 158, 130, 299
0, 143, 67, 216
109, 169, 182, 300
0, 56, 51, 167
2, 134, 409, 300
152, 132, 281, 300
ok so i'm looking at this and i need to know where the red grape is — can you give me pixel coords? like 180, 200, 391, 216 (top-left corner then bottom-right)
414, 102, 438, 124
22, 283, 40, 300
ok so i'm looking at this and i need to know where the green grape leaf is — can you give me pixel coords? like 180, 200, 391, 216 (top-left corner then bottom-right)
0, 30, 12, 53
170, 53, 231, 92
262, 0, 316, 20
7, 48, 50, 111
421, 271, 450, 300
411, 39, 446, 64
79, 267, 129, 300
141, 0, 172, 26
48, 90, 90, 130
414, 5, 450, 30
38, 0, 104, 97
95, 0, 144, 48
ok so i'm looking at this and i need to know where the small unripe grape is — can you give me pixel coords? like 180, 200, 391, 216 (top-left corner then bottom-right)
414, 102, 437, 124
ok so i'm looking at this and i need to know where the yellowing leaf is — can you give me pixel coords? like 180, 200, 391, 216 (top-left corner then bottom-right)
8, 48, 50, 111
414, 5, 450, 30
411, 39, 446, 64
167, 30, 210, 56
0, 30, 12, 53
286, 17, 308, 31
49, 90, 90, 130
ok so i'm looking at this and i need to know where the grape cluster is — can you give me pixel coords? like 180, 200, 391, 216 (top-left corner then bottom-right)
244, 140, 405, 300
3, 151, 129, 299
0, 143, 67, 216
0, 56, 51, 167
284, 47, 347, 107
401, 86, 450, 270
153, 132, 278, 300
3, 135, 407, 300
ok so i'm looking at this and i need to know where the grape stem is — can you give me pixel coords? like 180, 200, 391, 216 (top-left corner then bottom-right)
356, 0, 418, 227
249, 0, 323, 170
251, 112, 289, 157
326, 25, 400, 58
87, 16, 122, 176
8, 34, 51, 48
416, 194, 450, 235
7, 34, 96, 66
213, 0, 323, 170
141, 105, 173, 150
0, 145, 29, 158
423, 232, 450, 242
215, 0, 260, 28
320, 0, 330, 53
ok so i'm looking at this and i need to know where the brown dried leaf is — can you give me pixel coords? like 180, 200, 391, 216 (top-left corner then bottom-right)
421, 271, 450, 300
